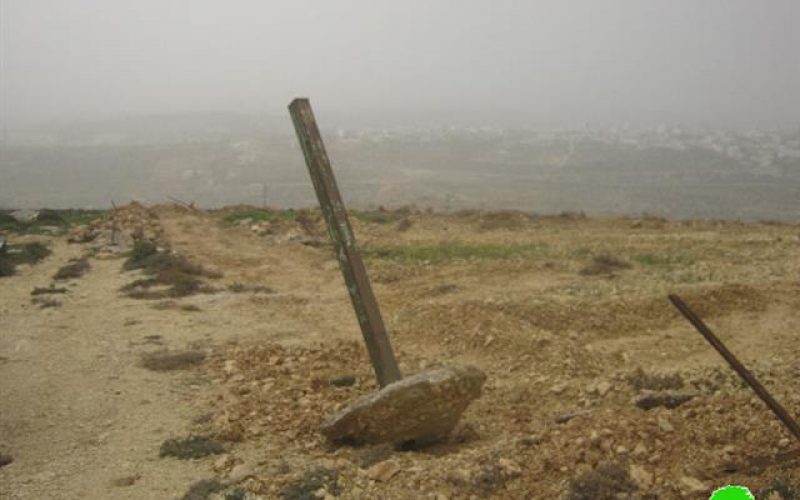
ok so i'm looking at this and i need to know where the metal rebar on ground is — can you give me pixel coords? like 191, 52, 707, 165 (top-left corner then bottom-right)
668, 293, 800, 442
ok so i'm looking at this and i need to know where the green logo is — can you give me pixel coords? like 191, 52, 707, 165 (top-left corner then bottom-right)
709, 485, 754, 500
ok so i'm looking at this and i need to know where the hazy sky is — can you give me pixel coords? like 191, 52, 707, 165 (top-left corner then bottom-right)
3, 0, 799, 129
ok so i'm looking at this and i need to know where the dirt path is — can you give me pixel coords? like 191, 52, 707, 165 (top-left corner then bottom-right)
0, 210, 373, 499
0, 238, 221, 499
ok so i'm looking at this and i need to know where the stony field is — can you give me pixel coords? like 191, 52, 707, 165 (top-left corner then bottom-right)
1, 204, 799, 499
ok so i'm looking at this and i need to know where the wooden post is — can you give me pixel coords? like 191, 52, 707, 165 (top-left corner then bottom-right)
288, 98, 402, 387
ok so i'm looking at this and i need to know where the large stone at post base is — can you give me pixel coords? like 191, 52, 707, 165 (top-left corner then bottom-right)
320, 365, 487, 446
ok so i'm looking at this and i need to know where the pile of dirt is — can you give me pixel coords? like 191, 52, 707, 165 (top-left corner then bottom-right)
68, 202, 164, 255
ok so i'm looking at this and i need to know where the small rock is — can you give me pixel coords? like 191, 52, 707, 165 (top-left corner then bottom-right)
629, 464, 653, 489
497, 458, 522, 478
657, 416, 674, 433
213, 454, 233, 472
0, 455, 13, 468
365, 460, 401, 482
634, 391, 695, 410
111, 475, 141, 487
633, 442, 648, 457
223, 360, 237, 375
595, 381, 612, 396
229, 463, 255, 482
555, 409, 591, 424
778, 438, 791, 448
329, 375, 356, 387
321, 366, 486, 445
551, 383, 568, 395
679, 475, 708, 494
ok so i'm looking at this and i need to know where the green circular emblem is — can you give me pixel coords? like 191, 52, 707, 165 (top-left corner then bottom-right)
709, 485, 754, 500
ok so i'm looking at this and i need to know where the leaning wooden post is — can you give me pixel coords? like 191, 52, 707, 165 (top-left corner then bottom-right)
288, 98, 402, 387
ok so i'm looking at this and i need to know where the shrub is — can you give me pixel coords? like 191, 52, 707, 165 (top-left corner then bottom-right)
53, 257, 90, 280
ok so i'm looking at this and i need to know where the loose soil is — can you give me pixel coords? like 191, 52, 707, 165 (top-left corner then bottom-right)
1, 205, 799, 499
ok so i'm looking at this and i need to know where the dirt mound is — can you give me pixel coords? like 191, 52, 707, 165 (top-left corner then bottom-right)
69, 202, 164, 254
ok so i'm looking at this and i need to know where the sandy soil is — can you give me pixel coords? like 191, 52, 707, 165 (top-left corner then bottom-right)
1, 206, 799, 499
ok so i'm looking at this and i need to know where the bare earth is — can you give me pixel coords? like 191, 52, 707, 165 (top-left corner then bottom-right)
1, 205, 799, 499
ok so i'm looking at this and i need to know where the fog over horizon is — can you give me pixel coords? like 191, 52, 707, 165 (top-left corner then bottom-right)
2, 0, 799, 132
1, 1, 799, 219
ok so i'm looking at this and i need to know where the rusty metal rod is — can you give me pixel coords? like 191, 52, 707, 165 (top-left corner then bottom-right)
668, 293, 800, 441
288, 98, 402, 387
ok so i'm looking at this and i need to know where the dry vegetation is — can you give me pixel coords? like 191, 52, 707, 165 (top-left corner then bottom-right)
0, 241, 51, 277
120, 240, 221, 299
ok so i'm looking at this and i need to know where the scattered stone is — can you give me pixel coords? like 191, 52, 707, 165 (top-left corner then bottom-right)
179, 479, 225, 500
629, 464, 653, 489
312, 487, 335, 499
356, 444, 394, 467
213, 415, 245, 443
329, 375, 356, 387
595, 381, 612, 396
213, 454, 233, 472
634, 391, 695, 410
223, 360, 237, 375
556, 409, 592, 424
0, 454, 13, 468
778, 437, 791, 448
497, 458, 522, 478
632, 442, 648, 457
550, 383, 568, 395
657, 416, 674, 433
519, 435, 542, 447
282, 467, 339, 500
564, 461, 636, 499
679, 475, 708, 494
111, 474, 141, 487
321, 365, 486, 446
228, 463, 255, 482
365, 460, 401, 482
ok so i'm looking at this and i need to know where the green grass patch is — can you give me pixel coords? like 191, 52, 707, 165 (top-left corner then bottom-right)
0, 209, 106, 234
569, 247, 593, 258
59, 209, 107, 226
222, 208, 296, 225
579, 255, 632, 276
351, 209, 402, 225
364, 241, 549, 263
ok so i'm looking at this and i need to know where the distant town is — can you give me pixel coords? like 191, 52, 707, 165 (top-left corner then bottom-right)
2, 116, 799, 221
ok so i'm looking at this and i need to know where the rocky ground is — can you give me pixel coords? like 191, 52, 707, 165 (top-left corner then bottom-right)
1, 204, 799, 499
